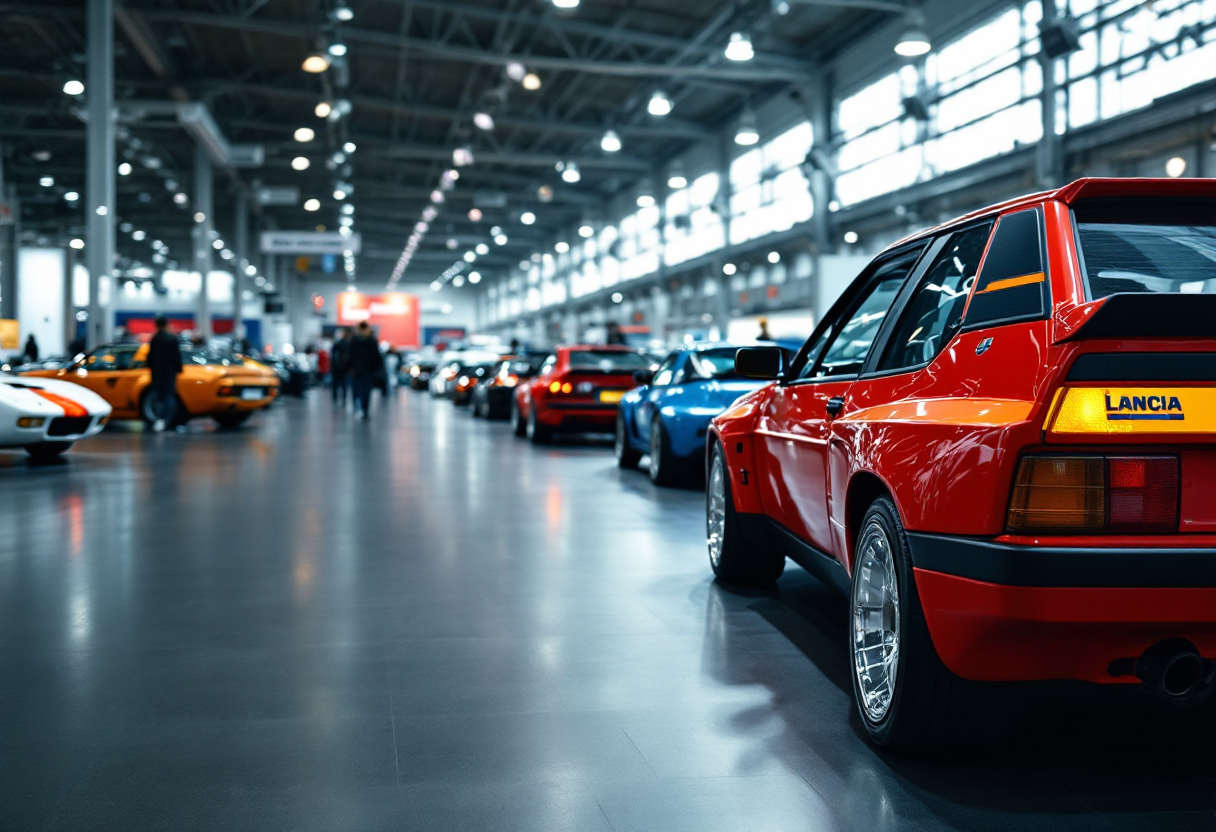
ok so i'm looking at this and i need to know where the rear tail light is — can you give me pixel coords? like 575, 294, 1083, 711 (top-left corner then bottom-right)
1008, 456, 1104, 533
1007, 455, 1178, 534
547, 380, 573, 394
218, 385, 235, 396
1106, 456, 1179, 533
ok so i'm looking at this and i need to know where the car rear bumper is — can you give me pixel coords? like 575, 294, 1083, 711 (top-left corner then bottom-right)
537, 403, 618, 431
907, 532, 1216, 684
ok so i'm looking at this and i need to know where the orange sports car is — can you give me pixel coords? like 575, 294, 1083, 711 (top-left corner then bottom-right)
23, 343, 279, 428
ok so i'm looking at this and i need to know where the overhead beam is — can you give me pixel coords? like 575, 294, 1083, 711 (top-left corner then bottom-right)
204, 83, 708, 140
369, 146, 651, 171
137, 10, 815, 81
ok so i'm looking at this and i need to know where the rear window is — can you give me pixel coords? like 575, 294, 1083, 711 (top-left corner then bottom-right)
567, 350, 651, 372
1074, 197, 1216, 299
688, 349, 742, 379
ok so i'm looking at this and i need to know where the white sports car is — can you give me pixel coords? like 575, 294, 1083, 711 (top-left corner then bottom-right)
0, 376, 112, 458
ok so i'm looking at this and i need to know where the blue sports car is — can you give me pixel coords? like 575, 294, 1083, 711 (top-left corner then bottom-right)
615, 343, 773, 486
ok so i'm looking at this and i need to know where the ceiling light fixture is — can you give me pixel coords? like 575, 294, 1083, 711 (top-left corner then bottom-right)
331, 0, 353, 22
723, 263, 737, 275
555, 241, 570, 253
304, 198, 321, 211
895, 15, 931, 57
578, 224, 594, 238
39, 176, 54, 187
843, 230, 859, 244
552, 0, 580, 8
327, 40, 347, 57
473, 112, 495, 131
648, 90, 673, 116
468, 208, 483, 221
118, 162, 132, 176
1166, 156, 1188, 178
344, 141, 356, 153
735, 110, 760, 146
294, 127, 315, 142
315, 101, 332, 118
468, 271, 482, 284
522, 73, 542, 91
559, 161, 581, 184
62, 80, 84, 95
600, 130, 622, 153
768, 251, 781, 264
520, 211, 536, 225
453, 146, 474, 166
301, 53, 330, 73
725, 31, 755, 62
506, 62, 527, 82
475, 243, 490, 255
291, 156, 310, 171
69, 238, 85, 250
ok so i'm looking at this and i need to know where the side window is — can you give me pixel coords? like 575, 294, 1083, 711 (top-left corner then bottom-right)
798, 255, 918, 380
880, 222, 994, 372
539, 355, 556, 376
86, 349, 120, 371
651, 353, 680, 386
964, 208, 1048, 328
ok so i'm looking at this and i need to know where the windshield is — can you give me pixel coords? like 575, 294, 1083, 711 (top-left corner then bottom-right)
184, 349, 241, 366
567, 350, 651, 372
688, 348, 742, 379
1074, 198, 1216, 299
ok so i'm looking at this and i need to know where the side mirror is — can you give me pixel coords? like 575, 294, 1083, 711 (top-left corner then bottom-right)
633, 370, 654, 386
734, 347, 785, 380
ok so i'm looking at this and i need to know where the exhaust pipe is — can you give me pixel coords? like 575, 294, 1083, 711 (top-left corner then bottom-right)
1136, 639, 1211, 699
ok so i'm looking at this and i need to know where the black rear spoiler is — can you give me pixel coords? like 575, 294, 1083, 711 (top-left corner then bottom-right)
1062, 293, 1216, 340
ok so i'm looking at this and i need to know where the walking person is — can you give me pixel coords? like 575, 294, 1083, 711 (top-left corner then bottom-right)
330, 328, 350, 406
22, 334, 38, 363
148, 315, 183, 433
345, 322, 383, 419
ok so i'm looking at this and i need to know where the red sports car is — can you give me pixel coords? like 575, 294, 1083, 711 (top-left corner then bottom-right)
706, 178, 1216, 749
511, 346, 652, 443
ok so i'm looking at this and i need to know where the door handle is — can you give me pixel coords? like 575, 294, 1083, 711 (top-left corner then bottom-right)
105, 378, 118, 387
826, 396, 846, 418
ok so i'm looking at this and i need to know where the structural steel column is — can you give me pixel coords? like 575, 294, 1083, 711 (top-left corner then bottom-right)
233, 193, 248, 346
85, 0, 115, 348
192, 144, 213, 339
1036, 0, 1062, 188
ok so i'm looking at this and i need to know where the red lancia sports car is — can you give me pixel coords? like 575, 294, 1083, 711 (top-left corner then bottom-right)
511, 345, 653, 443
706, 178, 1216, 749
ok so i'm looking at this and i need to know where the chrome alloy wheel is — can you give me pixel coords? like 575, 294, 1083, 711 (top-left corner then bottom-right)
851, 517, 901, 724
707, 451, 727, 569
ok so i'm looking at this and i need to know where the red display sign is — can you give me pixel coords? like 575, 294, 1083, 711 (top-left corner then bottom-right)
336, 292, 420, 348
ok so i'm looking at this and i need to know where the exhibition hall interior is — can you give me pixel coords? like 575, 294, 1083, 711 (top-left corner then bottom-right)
2, 0, 1215, 828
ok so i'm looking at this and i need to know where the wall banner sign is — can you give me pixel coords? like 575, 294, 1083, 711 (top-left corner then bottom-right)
259, 231, 361, 255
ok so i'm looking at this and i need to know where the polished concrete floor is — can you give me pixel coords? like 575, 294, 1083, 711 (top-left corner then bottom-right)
0, 389, 1212, 831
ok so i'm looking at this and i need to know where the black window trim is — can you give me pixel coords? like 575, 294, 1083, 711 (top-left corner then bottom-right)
862, 217, 998, 379
784, 238, 935, 387
957, 205, 1051, 334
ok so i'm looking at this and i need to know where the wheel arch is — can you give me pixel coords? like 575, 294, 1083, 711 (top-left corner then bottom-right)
844, 470, 903, 572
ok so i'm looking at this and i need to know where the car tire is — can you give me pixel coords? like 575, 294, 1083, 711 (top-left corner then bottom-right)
648, 415, 686, 486
615, 412, 642, 469
848, 496, 977, 752
510, 399, 527, 437
706, 441, 783, 586
139, 388, 187, 427
24, 442, 72, 459
526, 405, 552, 444
213, 413, 251, 429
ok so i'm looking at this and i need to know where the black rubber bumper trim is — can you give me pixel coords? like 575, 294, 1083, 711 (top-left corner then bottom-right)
906, 532, 1216, 588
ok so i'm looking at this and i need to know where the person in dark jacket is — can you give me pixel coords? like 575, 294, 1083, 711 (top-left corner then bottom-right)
330, 329, 350, 406
22, 334, 38, 362
147, 315, 183, 433
345, 322, 383, 419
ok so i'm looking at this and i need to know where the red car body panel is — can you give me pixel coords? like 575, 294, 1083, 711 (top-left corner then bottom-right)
514, 345, 644, 433
709, 178, 1216, 685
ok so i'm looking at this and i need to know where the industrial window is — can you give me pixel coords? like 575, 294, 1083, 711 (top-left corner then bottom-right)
665, 173, 725, 267
964, 208, 1048, 327
728, 122, 814, 245
881, 222, 994, 372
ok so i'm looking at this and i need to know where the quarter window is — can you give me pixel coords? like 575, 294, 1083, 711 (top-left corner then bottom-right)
651, 354, 680, 386
881, 222, 994, 372
964, 208, 1047, 327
